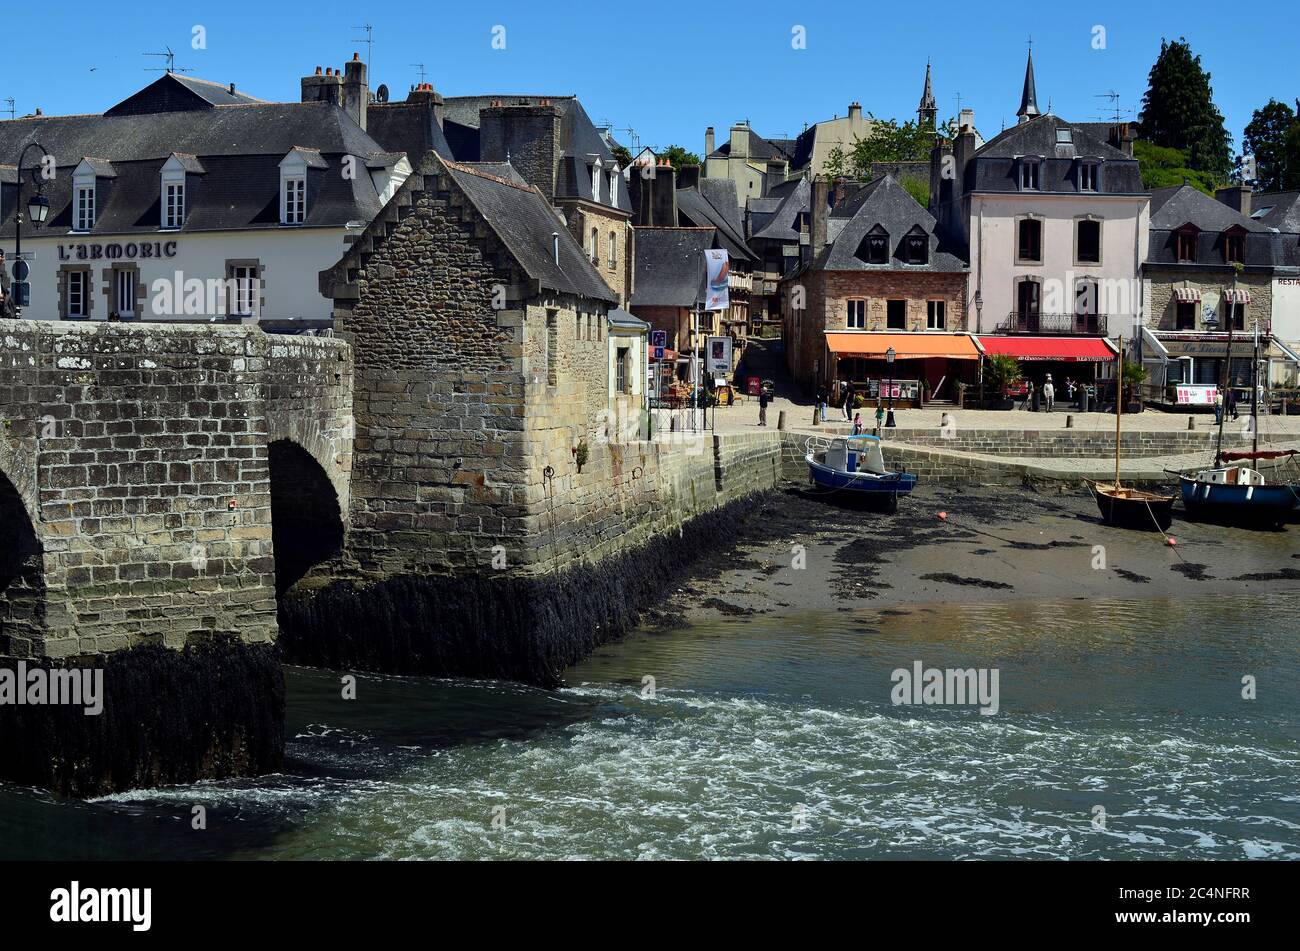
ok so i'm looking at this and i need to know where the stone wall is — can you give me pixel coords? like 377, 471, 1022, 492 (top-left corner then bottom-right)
878, 427, 1260, 458
1147, 267, 1273, 331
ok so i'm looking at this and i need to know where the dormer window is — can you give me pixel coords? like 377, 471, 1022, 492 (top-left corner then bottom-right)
590, 157, 603, 203
1176, 227, 1199, 263
857, 228, 889, 264
1019, 157, 1041, 190
279, 148, 325, 226
163, 181, 185, 229
904, 233, 928, 265
159, 154, 202, 230
1223, 230, 1245, 264
1055, 128, 1073, 145
75, 184, 96, 232
608, 167, 619, 209
1079, 160, 1100, 192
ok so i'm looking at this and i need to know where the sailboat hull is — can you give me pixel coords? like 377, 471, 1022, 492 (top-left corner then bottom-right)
1093, 486, 1176, 531
1179, 477, 1297, 528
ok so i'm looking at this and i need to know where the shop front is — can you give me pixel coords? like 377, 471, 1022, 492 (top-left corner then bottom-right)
976, 336, 1118, 397
824, 331, 982, 406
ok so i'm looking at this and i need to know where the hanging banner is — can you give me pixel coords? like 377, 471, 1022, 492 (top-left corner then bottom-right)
703, 249, 730, 312
706, 335, 733, 374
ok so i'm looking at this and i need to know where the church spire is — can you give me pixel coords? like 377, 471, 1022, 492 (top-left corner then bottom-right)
1016, 46, 1039, 124
918, 58, 937, 129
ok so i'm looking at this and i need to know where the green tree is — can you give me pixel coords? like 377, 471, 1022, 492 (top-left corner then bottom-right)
902, 177, 930, 208
660, 145, 702, 173
1242, 99, 1297, 192
1138, 38, 1233, 179
984, 355, 1023, 391
610, 143, 633, 169
1133, 140, 1219, 195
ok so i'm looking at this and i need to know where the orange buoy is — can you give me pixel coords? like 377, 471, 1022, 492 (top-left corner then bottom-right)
1167, 537, 1177, 546
938, 512, 948, 521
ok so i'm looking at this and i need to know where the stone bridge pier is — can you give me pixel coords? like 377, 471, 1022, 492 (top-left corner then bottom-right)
0, 319, 353, 795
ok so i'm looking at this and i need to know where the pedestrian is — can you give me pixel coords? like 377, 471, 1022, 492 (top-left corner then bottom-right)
1021, 380, 1034, 411
874, 398, 885, 434
1065, 377, 1076, 402
816, 386, 828, 423
1213, 389, 1223, 426
1228, 380, 1240, 420
758, 387, 770, 427
1043, 374, 1055, 413
853, 412, 863, 435
842, 387, 852, 421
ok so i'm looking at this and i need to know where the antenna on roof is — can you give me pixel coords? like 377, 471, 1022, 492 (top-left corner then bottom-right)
2, 98, 14, 121
144, 47, 192, 74
1093, 91, 1132, 126
353, 24, 375, 75
410, 63, 427, 86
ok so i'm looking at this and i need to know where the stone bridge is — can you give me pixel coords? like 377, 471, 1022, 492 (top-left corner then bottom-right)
0, 319, 353, 793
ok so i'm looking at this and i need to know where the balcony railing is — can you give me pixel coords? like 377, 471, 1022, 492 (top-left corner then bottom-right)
998, 312, 1108, 335
728, 273, 753, 293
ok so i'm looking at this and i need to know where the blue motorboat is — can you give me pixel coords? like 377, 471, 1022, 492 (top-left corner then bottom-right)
806, 435, 917, 500
1179, 457, 1299, 529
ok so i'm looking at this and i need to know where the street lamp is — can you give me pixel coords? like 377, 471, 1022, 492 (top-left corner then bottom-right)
11, 141, 52, 318
885, 346, 897, 428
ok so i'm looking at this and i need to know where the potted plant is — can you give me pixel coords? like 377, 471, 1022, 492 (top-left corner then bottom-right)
1121, 359, 1147, 414
983, 355, 1022, 410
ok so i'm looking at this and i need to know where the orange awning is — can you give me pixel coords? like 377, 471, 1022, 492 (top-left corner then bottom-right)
824, 332, 982, 360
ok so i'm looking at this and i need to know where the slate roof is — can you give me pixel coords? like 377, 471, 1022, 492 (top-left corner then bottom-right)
0, 94, 398, 237
608, 306, 649, 330
813, 175, 967, 273
443, 159, 616, 304
628, 228, 714, 308
105, 73, 266, 116
676, 186, 754, 262
968, 114, 1145, 194
1249, 191, 1300, 233
752, 177, 810, 242
707, 129, 794, 163
1146, 185, 1284, 268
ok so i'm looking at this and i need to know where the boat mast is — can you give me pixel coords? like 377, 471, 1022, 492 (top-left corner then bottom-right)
1216, 275, 1236, 467
1251, 319, 1260, 456
1114, 332, 1123, 488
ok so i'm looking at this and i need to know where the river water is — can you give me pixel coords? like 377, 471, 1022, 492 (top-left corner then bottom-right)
2, 592, 1297, 860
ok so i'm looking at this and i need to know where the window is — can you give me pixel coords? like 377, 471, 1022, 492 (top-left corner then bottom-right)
545, 310, 558, 385
1223, 233, 1244, 264
904, 234, 927, 265
1175, 300, 1197, 330
847, 299, 866, 329
608, 232, 617, 269
114, 269, 137, 319
1055, 128, 1073, 145
1020, 158, 1040, 190
1017, 218, 1042, 262
590, 227, 599, 263
164, 181, 185, 229
927, 300, 946, 330
608, 170, 619, 209
1076, 219, 1101, 264
1016, 279, 1041, 321
1079, 161, 1099, 192
858, 231, 888, 264
591, 161, 602, 202
227, 264, 259, 318
1075, 280, 1099, 331
282, 177, 306, 224
1176, 229, 1198, 263
64, 271, 89, 318
616, 347, 630, 394
1224, 299, 1246, 331
886, 299, 906, 330
75, 185, 95, 232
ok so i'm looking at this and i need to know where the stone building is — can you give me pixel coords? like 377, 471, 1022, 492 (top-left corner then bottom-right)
0, 59, 410, 329
366, 88, 634, 307
1143, 184, 1300, 388
703, 122, 795, 198
781, 174, 972, 398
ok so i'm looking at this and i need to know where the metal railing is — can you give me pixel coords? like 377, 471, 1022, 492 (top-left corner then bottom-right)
997, 312, 1108, 335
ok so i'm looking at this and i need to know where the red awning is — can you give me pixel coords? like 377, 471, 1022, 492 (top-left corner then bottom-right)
977, 336, 1117, 362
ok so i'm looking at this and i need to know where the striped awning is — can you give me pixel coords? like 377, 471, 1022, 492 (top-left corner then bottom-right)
1225, 288, 1251, 304
1174, 287, 1201, 303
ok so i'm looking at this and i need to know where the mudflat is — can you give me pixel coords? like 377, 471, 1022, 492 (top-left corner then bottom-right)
648, 483, 1300, 624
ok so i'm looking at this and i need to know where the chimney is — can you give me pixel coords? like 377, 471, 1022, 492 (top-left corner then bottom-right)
480, 101, 563, 200
1216, 185, 1251, 218
1108, 122, 1135, 158
958, 108, 975, 132
342, 52, 369, 131
730, 123, 751, 160
651, 159, 677, 226
678, 163, 701, 190
929, 137, 952, 217
833, 176, 849, 208
705, 126, 715, 156
301, 65, 342, 106
811, 178, 830, 262
848, 102, 862, 123
229, 82, 236, 96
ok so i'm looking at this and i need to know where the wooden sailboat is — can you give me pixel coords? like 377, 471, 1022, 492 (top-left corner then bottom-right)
1090, 333, 1177, 531
1178, 314, 1300, 529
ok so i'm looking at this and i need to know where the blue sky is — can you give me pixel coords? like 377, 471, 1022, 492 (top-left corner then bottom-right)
5, 0, 1297, 157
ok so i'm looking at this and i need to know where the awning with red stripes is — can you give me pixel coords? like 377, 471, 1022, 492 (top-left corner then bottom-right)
976, 335, 1118, 362
1174, 287, 1201, 303
1226, 288, 1251, 304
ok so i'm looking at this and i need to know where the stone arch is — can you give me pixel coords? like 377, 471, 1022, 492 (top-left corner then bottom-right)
268, 439, 346, 596
0, 466, 46, 651
266, 415, 351, 529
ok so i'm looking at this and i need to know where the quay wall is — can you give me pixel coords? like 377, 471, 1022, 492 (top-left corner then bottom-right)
877, 427, 1262, 459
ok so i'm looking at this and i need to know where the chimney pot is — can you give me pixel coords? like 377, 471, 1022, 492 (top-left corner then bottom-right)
229, 82, 236, 95
353, 52, 361, 61
315, 66, 322, 75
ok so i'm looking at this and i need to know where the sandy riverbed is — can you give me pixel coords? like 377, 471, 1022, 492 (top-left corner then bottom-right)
643, 482, 1300, 626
